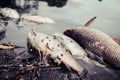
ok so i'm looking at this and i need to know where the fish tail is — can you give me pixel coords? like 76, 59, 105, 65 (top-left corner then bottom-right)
78, 68, 88, 80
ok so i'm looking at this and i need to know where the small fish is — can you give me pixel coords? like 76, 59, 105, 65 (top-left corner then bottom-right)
0, 7, 20, 19
21, 15, 55, 24
84, 16, 97, 27
27, 31, 87, 78
64, 27, 120, 68
0, 42, 24, 50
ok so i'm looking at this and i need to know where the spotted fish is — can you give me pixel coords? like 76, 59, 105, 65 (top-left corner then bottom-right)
64, 27, 120, 68
53, 33, 88, 59
27, 31, 87, 78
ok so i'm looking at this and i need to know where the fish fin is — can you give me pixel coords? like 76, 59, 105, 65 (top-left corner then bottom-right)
84, 49, 96, 60
78, 68, 88, 80
64, 63, 71, 71
95, 55, 107, 65
84, 16, 97, 27
85, 49, 106, 65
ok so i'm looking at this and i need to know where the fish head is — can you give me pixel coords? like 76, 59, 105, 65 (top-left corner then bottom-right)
27, 31, 39, 54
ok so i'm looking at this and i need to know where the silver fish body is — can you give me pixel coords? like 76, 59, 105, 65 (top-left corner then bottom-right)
53, 33, 88, 59
64, 27, 120, 68
27, 31, 86, 77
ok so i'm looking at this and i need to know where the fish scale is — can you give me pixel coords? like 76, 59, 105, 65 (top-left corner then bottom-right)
64, 27, 120, 68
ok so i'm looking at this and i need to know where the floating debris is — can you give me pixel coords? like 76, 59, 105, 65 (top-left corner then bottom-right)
53, 33, 105, 67
0, 42, 24, 50
64, 27, 120, 68
53, 33, 88, 58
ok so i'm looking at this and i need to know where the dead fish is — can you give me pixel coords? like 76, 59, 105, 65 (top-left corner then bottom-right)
0, 7, 20, 19
27, 31, 87, 78
21, 15, 55, 24
64, 27, 120, 68
53, 33, 88, 58
0, 42, 25, 50
84, 16, 97, 27
53, 33, 105, 67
